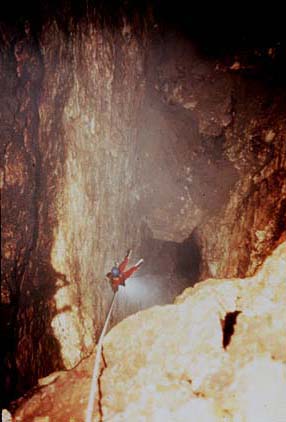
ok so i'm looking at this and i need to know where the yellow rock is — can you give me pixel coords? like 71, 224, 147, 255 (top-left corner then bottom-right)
101, 241, 286, 421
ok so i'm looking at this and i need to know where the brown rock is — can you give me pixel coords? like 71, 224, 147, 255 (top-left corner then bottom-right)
1, 5, 286, 406
13, 241, 286, 421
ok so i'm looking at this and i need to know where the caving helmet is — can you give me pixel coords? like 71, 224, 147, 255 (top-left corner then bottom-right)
111, 263, 120, 277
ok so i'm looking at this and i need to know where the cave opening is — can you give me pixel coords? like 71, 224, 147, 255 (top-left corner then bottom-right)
221, 311, 242, 349
117, 228, 203, 316
139, 231, 202, 281
1, 0, 286, 417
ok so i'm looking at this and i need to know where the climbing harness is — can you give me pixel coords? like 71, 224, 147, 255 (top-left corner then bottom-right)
85, 292, 117, 422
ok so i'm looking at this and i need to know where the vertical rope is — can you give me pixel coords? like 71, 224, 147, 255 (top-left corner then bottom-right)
85, 293, 117, 422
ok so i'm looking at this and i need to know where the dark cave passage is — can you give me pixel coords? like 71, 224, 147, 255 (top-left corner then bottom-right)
139, 230, 202, 281
1, 0, 286, 412
222, 311, 242, 349
111, 232, 203, 324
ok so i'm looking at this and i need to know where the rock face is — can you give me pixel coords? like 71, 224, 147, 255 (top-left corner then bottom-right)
12, 240, 286, 421
136, 35, 286, 277
1, 2, 286, 406
1, 13, 148, 403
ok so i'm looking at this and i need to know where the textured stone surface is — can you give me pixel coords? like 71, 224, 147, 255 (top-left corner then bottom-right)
137, 35, 286, 273
13, 241, 286, 421
1, 15, 148, 402
39, 18, 147, 369
1, 22, 47, 401
1, 4, 286, 406
197, 89, 286, 279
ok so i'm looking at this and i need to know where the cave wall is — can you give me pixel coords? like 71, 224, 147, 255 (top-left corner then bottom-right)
1, 3, 286, 406
1, 22, 47, 401
39, 17, 147, 366
198, 80, 286, 278
137, 33, 286, 279
1, 13, 149, 403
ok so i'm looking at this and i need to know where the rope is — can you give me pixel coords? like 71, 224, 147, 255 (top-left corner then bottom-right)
85, 292, 117, 422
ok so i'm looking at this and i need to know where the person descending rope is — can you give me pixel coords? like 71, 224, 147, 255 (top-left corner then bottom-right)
106, 249, 144, 292
86, 250, 144, 422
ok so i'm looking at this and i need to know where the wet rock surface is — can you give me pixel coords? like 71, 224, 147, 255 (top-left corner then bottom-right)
11, 241, 286, 421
